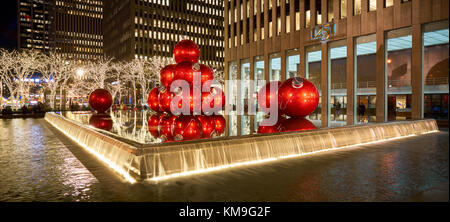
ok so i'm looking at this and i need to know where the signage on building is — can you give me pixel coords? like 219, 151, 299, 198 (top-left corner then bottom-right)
312, 22, 336, 42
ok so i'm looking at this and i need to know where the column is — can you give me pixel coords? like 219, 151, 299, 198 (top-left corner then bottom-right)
376, 0, 386, 122
321, 42, 329, 127
411, 0, 424, 119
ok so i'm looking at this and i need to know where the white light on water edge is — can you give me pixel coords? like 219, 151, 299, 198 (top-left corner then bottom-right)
46, 112, 438, 184
46, 120, 137, 184
146, 130, 438, 183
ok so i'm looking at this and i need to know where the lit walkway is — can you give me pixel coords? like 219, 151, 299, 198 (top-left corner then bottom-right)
0, 119, 448, 201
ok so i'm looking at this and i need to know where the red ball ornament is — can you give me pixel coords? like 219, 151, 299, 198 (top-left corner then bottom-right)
199, 64, 214, 88
173, 39, 200, 63
158, 88, 175, 114
89, 89, 113, 113
257, 81, 282, 113
279, 117, 317, 132
159, 114, 178, 142
257, 116, 286, 134
173, 61, 201, 86
202, 87, 226, 114
172, 115, 203, 141
148, 113, 161, 138
148, 87, 162, 112
89, 113, 113, 131
278, 77, 319, 117
212, 115, 226, 136
160, 64, 176, 88
197, 115, 215, 138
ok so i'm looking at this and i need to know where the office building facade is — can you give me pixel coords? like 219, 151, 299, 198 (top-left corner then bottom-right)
18, 0, 104, 60
225, 0, 449, 136
104, 0, 225, 67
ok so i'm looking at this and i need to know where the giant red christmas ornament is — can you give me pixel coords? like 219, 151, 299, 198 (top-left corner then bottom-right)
173, 61, 200, 86
257, 81, 282, 113
212, 114, 226, 136
175, 87, 205, 113
160, 64, 176, 88
158, 89, 175, 113
148, 87, 161, 112
89, 89, 113, 113
199, 64, 214, 88
278, 77, 319, 117
279, 117, 316, 132
172, 115, 203, 141
148, 113, 161, 138
257, 116, 286, 134
202, 87, 226, 114
173, 39, 201, 63
159, 114, 178, 142
89, 113, 113, 131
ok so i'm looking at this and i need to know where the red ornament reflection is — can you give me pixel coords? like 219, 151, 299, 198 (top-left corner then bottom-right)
279, 117, 317, 132
173, 39, 201, 64
196, 115, 215, 138
257, 116, 286, 134
257, 81, 282, 113
160, 64, 176, 88
212, 114, 226, 136
172, 115, 203, 141
159, 114, 178, 142
148, 87, 162, 112
89, 89, 113, 113
89, 113, 113, 131
278, 77, 319, 117
148, 113, 161, 138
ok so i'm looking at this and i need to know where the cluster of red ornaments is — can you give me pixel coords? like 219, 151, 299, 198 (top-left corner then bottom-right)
147, 113, 226, 142
257, 77, 319, 134
147, 39, 226, 142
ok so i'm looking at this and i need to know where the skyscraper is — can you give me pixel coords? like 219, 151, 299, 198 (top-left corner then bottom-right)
18, 0, 103, 60
18, 0, 54, 53
103, 0, 225, 68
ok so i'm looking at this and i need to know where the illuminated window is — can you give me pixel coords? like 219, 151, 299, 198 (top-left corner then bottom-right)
354, 0, 361, 15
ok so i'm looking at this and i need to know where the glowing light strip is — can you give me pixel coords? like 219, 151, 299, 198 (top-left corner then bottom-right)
46, 117, 137, 184
147, 130, 439, 182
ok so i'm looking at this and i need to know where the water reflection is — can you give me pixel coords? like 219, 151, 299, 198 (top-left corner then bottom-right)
257, 115, 317, 134
62, 111, 227, 144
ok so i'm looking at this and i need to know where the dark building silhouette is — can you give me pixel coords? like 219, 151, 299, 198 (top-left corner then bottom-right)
103, 0, 224, 68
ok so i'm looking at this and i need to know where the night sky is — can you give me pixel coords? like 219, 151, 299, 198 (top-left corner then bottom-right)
0, 1, 18, 50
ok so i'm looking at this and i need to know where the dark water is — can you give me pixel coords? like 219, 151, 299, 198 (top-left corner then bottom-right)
0, 118, 448, 202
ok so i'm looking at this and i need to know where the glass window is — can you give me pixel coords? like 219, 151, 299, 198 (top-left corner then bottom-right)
228, 61, 238, 136
329, 40, 347, 127
356, 34, 377, 123
286, 50, 300, 79
340, 0, 347, 19
328, 0, 334, 22
385, 0, 394, 8
354, 0, 361, 15
241, 60, 251, 135
306, 45, 322, 126
269, 53, 281, 81
305, 0, 311, 28
386, 27, 412, 121
368, 0, 377, 11
286, 15, 290, 33
254, 56, 265, 132
423, 21, 449, 120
